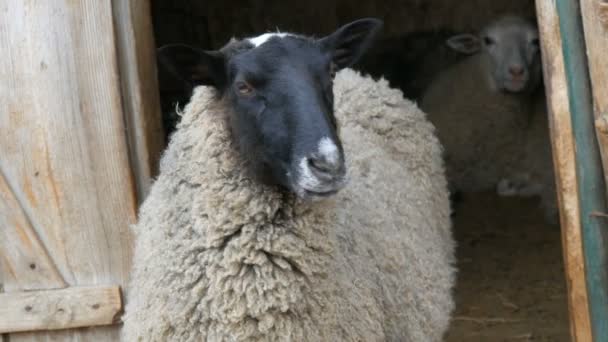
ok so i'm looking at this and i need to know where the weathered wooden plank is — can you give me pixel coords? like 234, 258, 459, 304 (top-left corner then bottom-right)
582, 0, 608, 188
556, 0, 608, 339
0, 0, 137, 287
112, 0, 165, 203
0, 0, 139, 340
557, 0, 608, 340
535, 1, 593, 341
8, 325, 122, 342
599, 0, 608, 30
0, 167, 67, 291
0, 286, 122, 334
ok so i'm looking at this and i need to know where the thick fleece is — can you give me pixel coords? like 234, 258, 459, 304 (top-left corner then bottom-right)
122, 69, 456, 341
421, 54, 534, 192
420, 55, 557, 222
496, 96, 558, 222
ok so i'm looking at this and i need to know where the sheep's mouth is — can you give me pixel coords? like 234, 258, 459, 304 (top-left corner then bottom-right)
303, 188, 340, 198
503, 78, 528, 93
293, 180, 347, 200
287, 167, 348, 200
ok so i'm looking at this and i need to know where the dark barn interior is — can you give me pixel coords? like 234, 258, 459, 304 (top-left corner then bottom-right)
149, 1, 570, 340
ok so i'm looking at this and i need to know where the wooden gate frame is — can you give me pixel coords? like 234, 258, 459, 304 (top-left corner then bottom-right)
536, 0, 608, 340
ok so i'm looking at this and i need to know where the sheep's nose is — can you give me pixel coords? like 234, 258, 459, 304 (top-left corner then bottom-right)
307, 154, 343, 179
509, 65, 525, 77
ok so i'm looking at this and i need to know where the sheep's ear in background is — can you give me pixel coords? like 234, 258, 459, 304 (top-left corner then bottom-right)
446, 34, 481, 55
319, 18, 383, 70
157, 44, 226, 89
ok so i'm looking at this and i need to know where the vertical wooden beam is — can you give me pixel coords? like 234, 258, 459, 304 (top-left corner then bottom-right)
555, 0, 608, 339
112, 0, 165, 203
535, 1, 593, 341
581, 0, 608, 188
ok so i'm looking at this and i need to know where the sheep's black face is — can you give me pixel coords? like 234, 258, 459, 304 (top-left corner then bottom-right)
158, 18, 382, 200
224, 37, 346, 199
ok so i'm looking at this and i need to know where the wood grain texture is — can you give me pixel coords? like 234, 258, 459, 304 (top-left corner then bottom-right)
112, 0, 165, 203
0, 167, 67, 291
598, 0, 608, 30
0, 0, 139, 340
535, 1, 592, 341
565, 0, 608, 338
582, 0, 608, 187
0, 286, 122, 334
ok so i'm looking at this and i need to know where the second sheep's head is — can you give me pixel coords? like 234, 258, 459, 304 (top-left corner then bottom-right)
157, 18, 383, 200
446, 15, 542, 94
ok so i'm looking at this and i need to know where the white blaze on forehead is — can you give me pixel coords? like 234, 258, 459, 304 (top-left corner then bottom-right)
248, 33, 292, 47
318, 137, 339, 164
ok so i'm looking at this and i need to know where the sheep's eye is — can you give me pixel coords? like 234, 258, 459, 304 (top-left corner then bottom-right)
483, 36, 495, 46
236, 81, 254, 96
329, 62, 337, 79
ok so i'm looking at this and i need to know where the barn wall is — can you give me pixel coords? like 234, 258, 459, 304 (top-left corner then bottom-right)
151, 0, 536, 49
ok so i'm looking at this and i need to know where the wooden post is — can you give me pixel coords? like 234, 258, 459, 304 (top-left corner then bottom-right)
537, 0, 608, 341
581, 1, 608, 187
555, 0, 608, 339
577, 0, 608, 339
535, 0, 593, 341
112, 0, 165, 202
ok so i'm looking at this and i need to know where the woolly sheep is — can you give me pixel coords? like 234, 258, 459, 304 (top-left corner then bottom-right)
496, 96, 557, 222
122, 19, 456, 341
420, 15, 557, 222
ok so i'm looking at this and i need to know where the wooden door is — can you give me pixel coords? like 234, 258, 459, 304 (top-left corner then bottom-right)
0, 0, 162, 340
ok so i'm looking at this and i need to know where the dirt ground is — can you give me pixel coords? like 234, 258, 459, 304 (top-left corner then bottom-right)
444, 191, 570, 342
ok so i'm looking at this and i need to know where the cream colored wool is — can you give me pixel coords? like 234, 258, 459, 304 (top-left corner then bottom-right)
498, 96, 558, 223
122, 69, 456, 341
421, 55, 557, 222
421, 54, 533, 193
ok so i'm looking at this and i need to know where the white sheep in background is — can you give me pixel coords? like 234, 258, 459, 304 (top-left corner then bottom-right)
420, 15, 557, 223
122, 18, 456, 341
496, 95, 557, 222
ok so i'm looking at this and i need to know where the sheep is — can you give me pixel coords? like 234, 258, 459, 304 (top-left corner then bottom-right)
122, 18, 456, 342
495, 95, 558, 223
419, 15, 557, 223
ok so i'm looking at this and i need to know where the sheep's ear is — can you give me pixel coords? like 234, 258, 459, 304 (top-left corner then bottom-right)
319, 18, 383, 70
446, 34, 481, 54
157, 44, 226, 89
